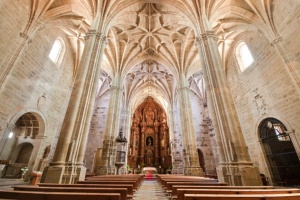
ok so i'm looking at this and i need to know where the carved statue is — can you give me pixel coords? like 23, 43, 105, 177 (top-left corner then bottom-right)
146, 137, 153, 146
43, 145, 51, 159
116, 132, 127, 143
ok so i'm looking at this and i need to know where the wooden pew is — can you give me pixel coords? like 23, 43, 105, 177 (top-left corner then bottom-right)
184, 193, 300, 200
166, 181, 228, 192
161, 179, 219, 190
176, 188, 300, 200
171, 185, 275, 199
13, 186, 128, 200
86, 176, 143, 187
0, 190, 120, 200
39, 183, 134, 198
77, 180, 138, 191
158, 175, 216, 185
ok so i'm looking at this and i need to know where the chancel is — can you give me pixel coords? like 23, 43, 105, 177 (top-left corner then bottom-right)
0, 1, 299, 196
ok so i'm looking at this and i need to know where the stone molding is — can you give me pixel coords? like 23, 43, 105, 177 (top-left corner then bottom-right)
271, 37, 282, 46
19, 32, 29, 40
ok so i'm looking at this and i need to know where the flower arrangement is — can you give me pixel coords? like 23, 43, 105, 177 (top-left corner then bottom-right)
20, 166, 28, 176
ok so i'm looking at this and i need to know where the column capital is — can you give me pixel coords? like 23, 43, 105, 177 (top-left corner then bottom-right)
271, 37, 282, 46
110, 86, 122, 91
194, 31, 218, 48
201, 31, 218, 41
178, 87, 190, 92
84, 29, 103, 41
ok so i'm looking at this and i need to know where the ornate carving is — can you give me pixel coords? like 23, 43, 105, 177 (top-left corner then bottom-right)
253, 88, 267, 115
84, 30, 102, 41
37, 93, 46, 109
271, 37, 282, 46
128, 97, 171, 170
201, 31, 218, 41
194, 37, 202, 48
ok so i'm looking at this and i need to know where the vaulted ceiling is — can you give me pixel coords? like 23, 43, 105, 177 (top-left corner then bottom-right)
26, 0, 280, 110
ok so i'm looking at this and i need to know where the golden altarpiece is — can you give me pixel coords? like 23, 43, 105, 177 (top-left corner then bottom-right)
128, 97, 171, 173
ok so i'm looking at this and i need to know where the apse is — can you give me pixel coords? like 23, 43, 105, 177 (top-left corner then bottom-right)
127, 97, 172, 173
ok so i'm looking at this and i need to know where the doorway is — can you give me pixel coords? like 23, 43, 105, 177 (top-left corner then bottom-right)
259, 118, 300, 186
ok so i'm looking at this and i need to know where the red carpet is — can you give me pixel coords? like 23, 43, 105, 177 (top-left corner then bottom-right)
145, 173, 154, 180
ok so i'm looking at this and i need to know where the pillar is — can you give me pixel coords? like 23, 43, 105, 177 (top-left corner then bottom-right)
41, 29, 107, 183
97, 78, 123, 175
177, 77, 203, 176
194, 16, 262, 185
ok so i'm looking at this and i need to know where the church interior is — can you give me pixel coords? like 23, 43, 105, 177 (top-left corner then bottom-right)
0, 0, 300, 191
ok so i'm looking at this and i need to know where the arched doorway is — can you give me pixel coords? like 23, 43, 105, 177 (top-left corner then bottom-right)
1, 112, 45, 178
259, 118, 300, 186
197, 149, 206, 174
127, 97, 171, 173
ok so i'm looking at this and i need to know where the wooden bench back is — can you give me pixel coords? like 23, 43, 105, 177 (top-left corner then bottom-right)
184, 193, 300, 200
177, 189, 300, 200
77, 180, 137, 189
38, 183, 134, 195
166, 181, 228, 190
162, 179, 218, 187
0, 190, 120, 200
13, 186, 127, 200
171, 185, 275, 196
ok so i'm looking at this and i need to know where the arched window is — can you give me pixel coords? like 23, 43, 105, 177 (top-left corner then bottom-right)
48, 38, 65, 65
236, 42, 254, 72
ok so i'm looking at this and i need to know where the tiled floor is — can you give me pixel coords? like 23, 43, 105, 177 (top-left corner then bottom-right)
133, 180, 168, 200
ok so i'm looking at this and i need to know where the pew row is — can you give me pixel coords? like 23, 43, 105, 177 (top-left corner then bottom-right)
184, 193, 300, 200
0, 190, 120, 200
38, 183, 134, 199
170, 185, 275, 199
175, 188, 300, 200
13, 186, 128, 200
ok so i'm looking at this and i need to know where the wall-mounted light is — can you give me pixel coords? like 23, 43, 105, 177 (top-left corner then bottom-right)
8, 132, 13, 138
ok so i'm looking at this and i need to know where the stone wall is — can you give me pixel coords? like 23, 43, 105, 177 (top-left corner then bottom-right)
190, 91, 216, 174
0, 0, 74, 172
226, 5, 300, 178
85, 89, 111, 173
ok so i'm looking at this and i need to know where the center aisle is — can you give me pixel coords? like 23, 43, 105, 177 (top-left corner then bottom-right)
133, 180, 168, 200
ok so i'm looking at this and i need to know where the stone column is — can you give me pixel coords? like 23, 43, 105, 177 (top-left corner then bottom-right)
97, 79, 123, 175
41, 30, 107, 183
194, 17, 261, 185
177, 79, 203, 176
75, 36, 108, 180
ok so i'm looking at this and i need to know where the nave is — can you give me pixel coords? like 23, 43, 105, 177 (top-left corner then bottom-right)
133, 180, 167, 200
